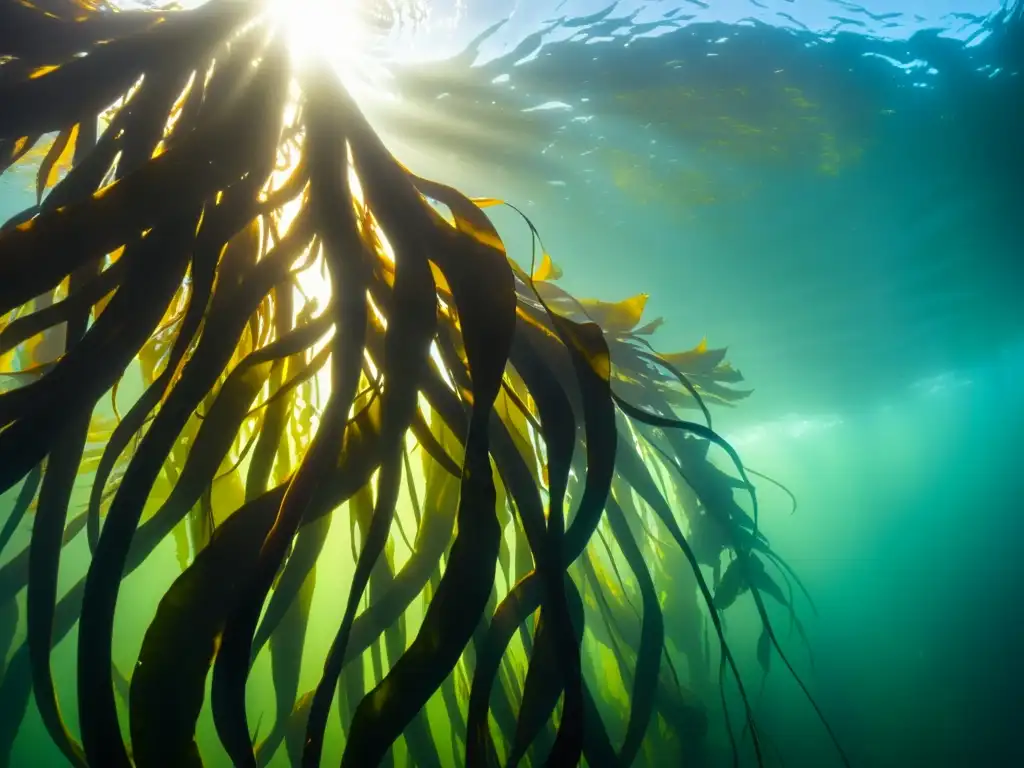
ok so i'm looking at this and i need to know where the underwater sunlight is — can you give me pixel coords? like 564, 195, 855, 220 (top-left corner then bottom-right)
1, 0, 1022, 767
268, 0, 368, 60
266, 0, 395, 94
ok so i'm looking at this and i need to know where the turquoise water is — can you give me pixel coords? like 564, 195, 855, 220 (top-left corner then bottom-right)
2, 0, 1022, 765
369, 2, 1024, 763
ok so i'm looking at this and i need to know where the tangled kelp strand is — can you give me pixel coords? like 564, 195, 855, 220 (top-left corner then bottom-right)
0, 2, 853, 767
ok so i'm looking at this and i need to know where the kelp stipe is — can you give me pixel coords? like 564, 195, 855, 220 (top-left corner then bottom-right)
0, 1, 848, 767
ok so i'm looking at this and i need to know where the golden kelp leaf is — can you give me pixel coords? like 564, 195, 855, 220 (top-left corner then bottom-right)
36, 124, 79, 204
231, 316, 257, 368
137, 329, 170, 385
87, 246, 126, 319
0, 346, 18, 374
52, 275, 70, 303
469, 197, 504, 209
660, 337, 729, 374
210, 468, 246, 527
20, 331, 46, 368
83, 413, 117, 444
28, 65, 61, 81
427, 260, 452, 297
91, 287, 117, 320
106, 245, 126, 265
161, 73, 199, 142
530, 253, 563, 282
1, 135, 41, 175
578, 293, 648, 333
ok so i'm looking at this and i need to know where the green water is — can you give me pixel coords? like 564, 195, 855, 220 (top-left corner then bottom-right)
2, 1, 1023, 766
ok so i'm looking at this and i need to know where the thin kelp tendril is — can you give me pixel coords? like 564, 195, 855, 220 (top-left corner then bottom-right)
507, 202, 762, 766
746, 467, 799, 516
645, 432, 848, 765
491, 198, 827, 768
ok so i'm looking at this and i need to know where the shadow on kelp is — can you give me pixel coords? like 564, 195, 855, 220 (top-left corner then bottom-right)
0, 1, 847, 766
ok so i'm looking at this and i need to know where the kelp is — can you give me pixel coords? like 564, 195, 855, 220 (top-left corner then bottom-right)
0, 2, 850, 767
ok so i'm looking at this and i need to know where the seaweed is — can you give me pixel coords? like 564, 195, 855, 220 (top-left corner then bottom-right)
0, 2, 849, 767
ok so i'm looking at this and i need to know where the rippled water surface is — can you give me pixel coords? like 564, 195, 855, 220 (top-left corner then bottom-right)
363, 0, 1022, 414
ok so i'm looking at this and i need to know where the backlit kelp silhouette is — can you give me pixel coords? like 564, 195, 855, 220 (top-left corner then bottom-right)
0, 1, 850, 766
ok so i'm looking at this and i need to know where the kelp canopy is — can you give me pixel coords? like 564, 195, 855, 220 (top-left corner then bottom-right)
0, 1, 849, 766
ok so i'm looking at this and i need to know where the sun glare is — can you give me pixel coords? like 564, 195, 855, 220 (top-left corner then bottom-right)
268, 0, 392, 92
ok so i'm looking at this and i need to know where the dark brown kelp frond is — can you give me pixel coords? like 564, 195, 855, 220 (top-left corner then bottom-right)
0, 1, 162, 64
0, 3, 847, 768
329, 71, 518, 767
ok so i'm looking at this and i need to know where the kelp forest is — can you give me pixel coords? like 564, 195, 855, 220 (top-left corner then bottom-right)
0, 1, 850, 766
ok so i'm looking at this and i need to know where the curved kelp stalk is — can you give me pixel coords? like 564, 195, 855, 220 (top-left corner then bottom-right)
0, 2, 850, 767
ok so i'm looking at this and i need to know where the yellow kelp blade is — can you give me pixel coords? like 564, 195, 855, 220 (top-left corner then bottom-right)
36, 123, 79, 204
578, 293, 649, 333
661, 336, 729, 374
531, 252, 563, 282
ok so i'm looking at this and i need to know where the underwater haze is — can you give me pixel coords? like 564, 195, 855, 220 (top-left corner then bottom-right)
2, 0, 1023, 766
364, 2, 1024, 761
